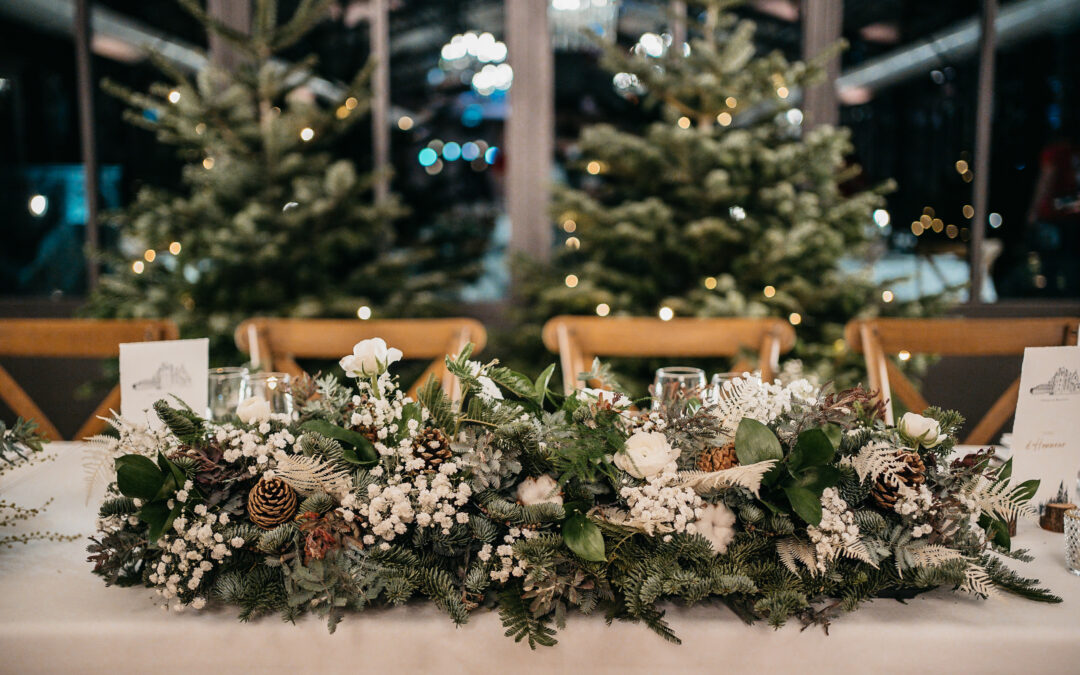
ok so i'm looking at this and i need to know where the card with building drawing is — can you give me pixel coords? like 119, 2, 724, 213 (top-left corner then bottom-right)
119, 338, 208, 428
1011, 345, 1080, 504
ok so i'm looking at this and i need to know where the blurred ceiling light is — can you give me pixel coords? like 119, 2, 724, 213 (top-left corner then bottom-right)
859, 22, 900, 43
751, 0, 799, 21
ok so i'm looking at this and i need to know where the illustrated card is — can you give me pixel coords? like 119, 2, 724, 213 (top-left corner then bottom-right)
119, 338, 208, 428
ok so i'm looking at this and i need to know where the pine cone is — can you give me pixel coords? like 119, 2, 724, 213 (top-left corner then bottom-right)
871, 450, 927, 510
697, 442, 739, 472
247, 477, 299, 529
345, 395, 380, 444
410, 427, 453, 473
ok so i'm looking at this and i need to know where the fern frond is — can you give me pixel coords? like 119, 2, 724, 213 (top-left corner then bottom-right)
960, 562, 999, 599
843, 441, 910, 485
965, 476, 1036, 522
677, 459, 777, 497
417, 376, 456, 432
498, 587, 558, 649
775, 537, 816, 575
273, 454, 352, 497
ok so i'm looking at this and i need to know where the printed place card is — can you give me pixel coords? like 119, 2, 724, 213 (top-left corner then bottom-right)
1011, 344, 1080, 503
119, 338, 209, 428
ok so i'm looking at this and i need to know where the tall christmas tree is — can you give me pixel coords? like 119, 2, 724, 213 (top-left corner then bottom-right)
517, 1, 943, 388
86, 0, 487, 358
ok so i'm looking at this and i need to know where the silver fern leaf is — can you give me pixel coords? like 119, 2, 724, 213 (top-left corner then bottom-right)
961, 562, 999, 598
965, 476, 1036, 522
677, 460, 778, 497
82, 414, 166, 504
776, 537, 818, 575
896, 541, 966, 576
272, 454, 353, 497
843, 441, 910, 485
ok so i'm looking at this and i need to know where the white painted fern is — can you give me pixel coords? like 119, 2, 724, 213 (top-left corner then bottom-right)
965, 475, 1036, 522
961, 562, 999, 598
895, 542, 966, 577
677, 460, 777, 497
272, 454, 352, 497
843, 441, 910, 486
776, 537, 818, 575
82, 415, 169, 504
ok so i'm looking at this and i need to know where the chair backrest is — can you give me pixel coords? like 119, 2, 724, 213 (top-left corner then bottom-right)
845, 317, 1080, 444
234, 318, 487, 400
541, 315, 796, 395
0, 319, 180, 440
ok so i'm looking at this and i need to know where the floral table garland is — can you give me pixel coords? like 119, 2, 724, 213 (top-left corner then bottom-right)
87, 340, 1059, 647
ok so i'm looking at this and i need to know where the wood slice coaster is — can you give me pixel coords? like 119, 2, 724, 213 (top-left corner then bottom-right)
1040, 503, 1076, 533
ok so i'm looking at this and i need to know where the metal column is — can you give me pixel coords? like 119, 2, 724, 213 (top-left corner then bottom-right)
506, 0, 554, 260
370, 0, 390, 204
969, 0, 998, 304
802, 0, 843, 128
74, 0, 98, 290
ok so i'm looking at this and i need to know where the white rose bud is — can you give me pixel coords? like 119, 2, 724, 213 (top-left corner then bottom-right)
614, 431, 680, 478
697, 502, 737, 555
339, 338, 403, 378
898, 412, 946, 448
236, 396, 271, 425
516, 475, 563, 506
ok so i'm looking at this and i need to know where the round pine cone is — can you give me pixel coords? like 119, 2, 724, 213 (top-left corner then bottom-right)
247, 477, 299, 529
871, 450, 927, 510
697, 442, 739, 472
411, 427, 453, 473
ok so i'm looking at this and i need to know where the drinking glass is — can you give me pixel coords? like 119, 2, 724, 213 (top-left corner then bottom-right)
243, 372, 294, 417
1065, 507, 1080, 576
207, 367, 248, 421
709, 372, 743, 405
651, 367, 707, 412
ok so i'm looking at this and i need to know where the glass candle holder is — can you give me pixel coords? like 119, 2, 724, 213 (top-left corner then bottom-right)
207, 367, 248, 421
651, 367, 707, 413
709, 372, 744, 405
1065, 507, 1080, 577
243, 372, 294, 417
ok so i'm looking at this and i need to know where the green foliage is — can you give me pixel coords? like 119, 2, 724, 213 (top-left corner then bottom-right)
499, 586, 558, 649
153, 400, 205, 446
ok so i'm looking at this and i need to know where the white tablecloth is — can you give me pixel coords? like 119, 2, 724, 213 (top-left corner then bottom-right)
2, 443, 1078, 674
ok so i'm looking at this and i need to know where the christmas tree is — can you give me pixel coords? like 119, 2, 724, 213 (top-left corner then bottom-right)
516, 1, 943, 388
86, 0, 487, 358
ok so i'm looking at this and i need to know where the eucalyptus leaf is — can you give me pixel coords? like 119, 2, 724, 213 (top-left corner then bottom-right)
788, 465, 842, 494
115, 455, 165, 501
562, 513, 606, 562
734, 418, 782, 465
784, 486, 823, 525
532, 363, 556, 406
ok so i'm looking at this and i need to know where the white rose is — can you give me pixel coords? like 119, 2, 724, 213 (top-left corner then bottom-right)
898, 412, 946, 448
614, 431, 680, 478
697, 502, 737, 554
339, 338, 403, 378
516, 475, 563, 506
578, 387, 631, 408
236, 396, 271, 425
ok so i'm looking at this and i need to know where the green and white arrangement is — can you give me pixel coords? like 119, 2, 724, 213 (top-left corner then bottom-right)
88, 339, 1059, 647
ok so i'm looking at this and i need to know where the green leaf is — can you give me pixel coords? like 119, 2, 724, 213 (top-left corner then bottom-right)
1013, 479, 1040, 503
397, 402, 423, 441
115, 455, 165, 501
783, 486, 823, 526
980, 514, 1012, 550
138, 499, 182, 544
821, 423, 842, 450
532, 364, 556, 406
158, 451, 187, 487
734, 418, 782, 465
486, 366, 537, 401
996, 457, 1014, 481
787, 429, 835, 473
300, 420, 377, 466
562, 513, 606, 562
788, 465, 842, 495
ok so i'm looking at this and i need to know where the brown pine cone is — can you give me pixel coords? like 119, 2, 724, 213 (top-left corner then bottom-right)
247, 477, 299, 529
871, 450, 927, 510
697, 442, 739, 472
410, 427, 453, 473
345, 395, 380, 444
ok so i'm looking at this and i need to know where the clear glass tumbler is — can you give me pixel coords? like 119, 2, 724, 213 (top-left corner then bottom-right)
244, 372, 294, 417
1065, 507, 1080, 577
207, 367, 248, 421
651, 367, 707, 412
709, 372, 744, 405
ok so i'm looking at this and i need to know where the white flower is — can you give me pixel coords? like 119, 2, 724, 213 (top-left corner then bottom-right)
516, 475, 563, 506
339, 338, 403, 378
236, 396, 271, 425
898, 412, 946, 448
615, 431, 680, 479
697, 502, 737, 554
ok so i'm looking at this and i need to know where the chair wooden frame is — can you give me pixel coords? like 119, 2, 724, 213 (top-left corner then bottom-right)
0, 319, 180, 440
845, 317, 1080, 445
234, 318, 486, 400
541, 316, 796, 395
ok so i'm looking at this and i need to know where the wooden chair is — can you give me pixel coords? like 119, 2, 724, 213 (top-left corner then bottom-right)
0, 318, 180, 440
541, 316, 797, 395
234, 318, 486, 400
845, 317, 1080, 445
